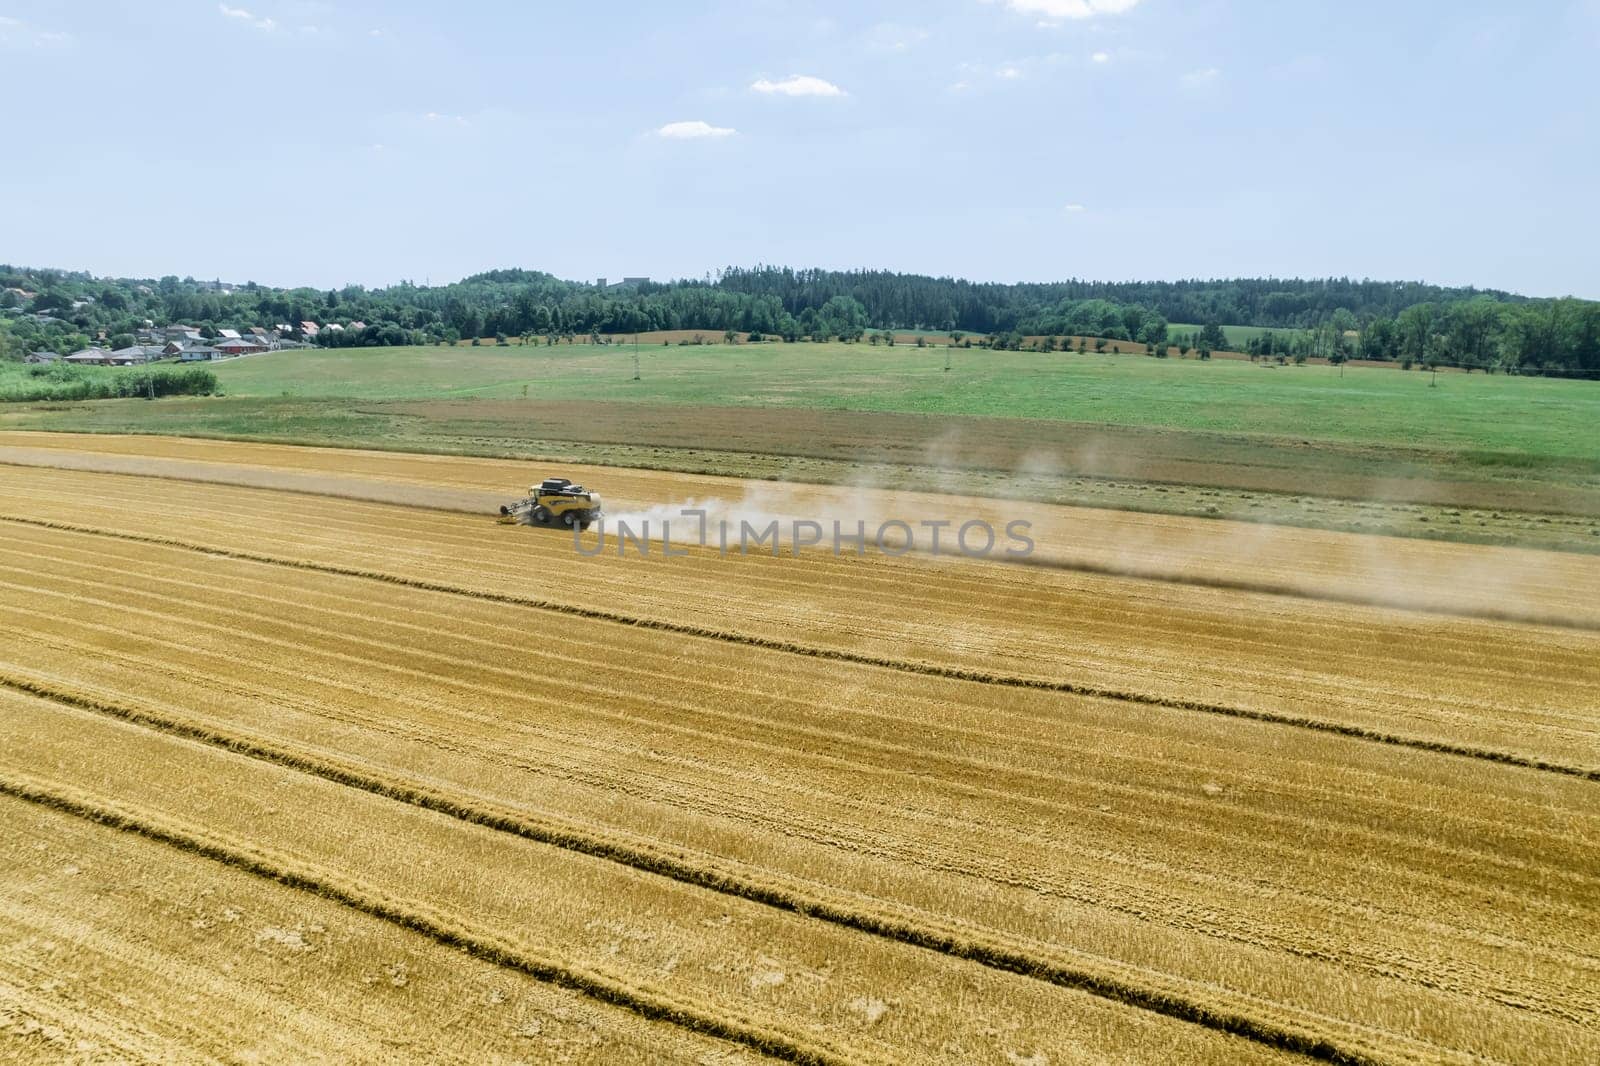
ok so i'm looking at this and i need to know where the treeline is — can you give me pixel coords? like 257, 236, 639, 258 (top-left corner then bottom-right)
1350, 298, 1598, 374
1221, 299, 1600, 375
710, 267, 1533, 333
0, 363, 220, 403
3, 263, 1596, 375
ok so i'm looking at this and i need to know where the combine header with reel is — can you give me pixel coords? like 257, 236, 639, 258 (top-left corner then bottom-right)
499, 477, 604, 531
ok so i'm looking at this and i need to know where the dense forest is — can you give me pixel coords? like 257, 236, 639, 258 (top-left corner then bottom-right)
4, 264, 1596, 375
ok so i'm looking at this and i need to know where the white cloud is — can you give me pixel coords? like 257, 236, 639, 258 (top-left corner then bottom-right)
751, 75, 846, 97
1091, 50, 1110, 63
657, 120, 737, 139
997, 65, 1024, 79
219, 4, 276, 31
1001, 0, 1140, 21
1181, 66, 1220, 87
1064, 203, 1087, 212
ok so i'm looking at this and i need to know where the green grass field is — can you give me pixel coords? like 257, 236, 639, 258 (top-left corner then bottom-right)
8, 340, 1600, 549
1167, 323, 1308, 347
201, 342, 1600, 467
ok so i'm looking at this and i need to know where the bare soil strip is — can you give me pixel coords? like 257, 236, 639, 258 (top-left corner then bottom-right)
290, 399, 1600, 517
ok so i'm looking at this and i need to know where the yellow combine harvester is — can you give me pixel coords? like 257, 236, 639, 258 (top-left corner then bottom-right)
498, 477, 604, 530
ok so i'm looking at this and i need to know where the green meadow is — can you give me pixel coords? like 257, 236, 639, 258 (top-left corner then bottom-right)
194, 342, 1600, 466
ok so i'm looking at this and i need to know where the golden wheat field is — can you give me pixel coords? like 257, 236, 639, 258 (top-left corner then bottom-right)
2, 435, 1598, 1064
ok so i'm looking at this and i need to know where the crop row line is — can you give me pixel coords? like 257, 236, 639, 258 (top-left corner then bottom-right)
0, 766, 872, 1066
15, 474, 1595, 702
15, 606, 1596, 1007
0, 671, 1425, 1066
3, 511, 1594, 781
5, 455, 1596, 632
12, 526, 1593, 820
12, 460, 1600, 681
7, 579, 1588, 917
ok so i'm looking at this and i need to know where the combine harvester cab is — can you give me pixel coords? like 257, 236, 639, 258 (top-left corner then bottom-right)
499, 477, 604, 531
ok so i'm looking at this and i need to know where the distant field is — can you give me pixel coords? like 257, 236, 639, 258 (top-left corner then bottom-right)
7, 341, 1600, 549
201, 342, 1600, 465
1168, 323, 1309, 346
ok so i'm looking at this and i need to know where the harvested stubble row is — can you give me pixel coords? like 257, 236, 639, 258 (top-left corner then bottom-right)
0, 691, 1295, 1066
0, 793, 760, 1065
5, 431, 1600, 627
0, 464, 1597, 769
0, 520, 1596, 1063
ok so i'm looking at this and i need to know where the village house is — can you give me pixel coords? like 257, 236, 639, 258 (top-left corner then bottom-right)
179, 345, 223, 362
106, 346, 158, 365
25, 351, 61, 364
65, 348, 111, 365
214, 337, 268, 356
165, 340, 214, 359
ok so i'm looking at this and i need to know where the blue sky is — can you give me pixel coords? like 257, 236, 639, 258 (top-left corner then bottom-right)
3, 1, 1597, 296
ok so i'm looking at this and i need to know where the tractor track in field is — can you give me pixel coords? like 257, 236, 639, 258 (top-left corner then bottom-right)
9, 518, 1587, 768
4, 453, 1600, 632
12, 605, 1600, 1024
3, 511, 1596, 782
13, 467, 1600, 704
7, 456, 1598, 1062
5, 578, 1592, 912
0, 677, 1418, 1066
0, 769, 876, 1066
